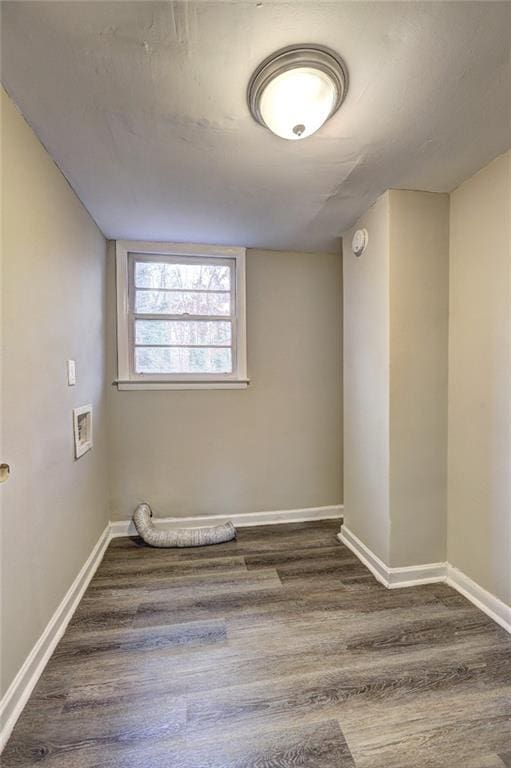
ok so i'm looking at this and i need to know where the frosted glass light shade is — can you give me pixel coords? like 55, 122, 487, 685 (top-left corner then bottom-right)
259, 67, 337, 140
248, 45, 348, 141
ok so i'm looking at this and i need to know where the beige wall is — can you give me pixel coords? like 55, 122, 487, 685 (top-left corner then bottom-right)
389, 190, 449, 566
447, 150, 511, 605
1, 89, 109, 695
343, 193, 390, 563
107, 246, 342, 520
343, 190, 449, 567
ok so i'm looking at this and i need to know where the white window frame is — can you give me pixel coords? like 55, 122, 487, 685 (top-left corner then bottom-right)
115, 241, 248, 390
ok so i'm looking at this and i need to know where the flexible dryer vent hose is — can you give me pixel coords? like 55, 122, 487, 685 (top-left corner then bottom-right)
132, 503, 237, 548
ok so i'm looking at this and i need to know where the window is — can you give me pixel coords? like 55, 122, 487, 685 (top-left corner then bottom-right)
115, 242, 248, 390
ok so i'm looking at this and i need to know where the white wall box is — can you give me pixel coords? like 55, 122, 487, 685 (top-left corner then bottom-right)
73, 405, 93, 459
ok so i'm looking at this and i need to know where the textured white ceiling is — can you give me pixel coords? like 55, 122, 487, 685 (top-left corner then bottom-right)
2, 1, 510, 252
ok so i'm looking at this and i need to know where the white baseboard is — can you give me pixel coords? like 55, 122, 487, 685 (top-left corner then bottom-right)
338, 525, 510, 634
446, 565, 511, 634
338, 525, 447, 589
0, 524, 111, 753
337, 526, 391, 586
386, 561, 448, 588
110, 504, 344, 538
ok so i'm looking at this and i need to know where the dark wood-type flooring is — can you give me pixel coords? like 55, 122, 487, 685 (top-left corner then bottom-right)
3, 520, 511, 767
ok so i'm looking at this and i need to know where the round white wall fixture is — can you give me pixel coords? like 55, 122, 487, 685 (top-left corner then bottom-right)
248, 44, 348, 141
352, 228, 368, 257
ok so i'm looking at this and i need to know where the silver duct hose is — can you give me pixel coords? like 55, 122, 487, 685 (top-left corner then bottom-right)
132, 503, 237, 548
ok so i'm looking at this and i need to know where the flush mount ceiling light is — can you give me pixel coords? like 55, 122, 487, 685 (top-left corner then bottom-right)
248, 44, 348, 141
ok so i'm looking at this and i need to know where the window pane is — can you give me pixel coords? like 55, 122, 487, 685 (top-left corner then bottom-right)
135, 320, 231, 346
135, 261, 230, 291
135, 290, 230, 316
135, 347, 232, 374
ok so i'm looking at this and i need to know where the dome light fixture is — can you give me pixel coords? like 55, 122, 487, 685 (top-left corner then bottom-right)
248, 44, 348, 141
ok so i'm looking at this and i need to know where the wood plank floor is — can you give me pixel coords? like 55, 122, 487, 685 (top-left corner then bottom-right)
3, 520, 511, 767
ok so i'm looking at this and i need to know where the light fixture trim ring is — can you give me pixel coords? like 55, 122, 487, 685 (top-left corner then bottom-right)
248, 43, 349, 131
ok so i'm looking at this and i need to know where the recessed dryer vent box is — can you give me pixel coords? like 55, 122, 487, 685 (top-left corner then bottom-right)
73, 404, 93, 459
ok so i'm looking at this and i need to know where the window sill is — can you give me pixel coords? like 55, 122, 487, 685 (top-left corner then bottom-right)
114, 379, 250, 391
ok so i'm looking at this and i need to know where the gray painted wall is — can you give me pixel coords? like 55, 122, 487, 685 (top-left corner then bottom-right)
388, 190, 449, 567
107, 245, 343, 521
447, 150, 511, 605
342, 193, 391, 563
1, 89, 109, 695
343, 189, 449, 568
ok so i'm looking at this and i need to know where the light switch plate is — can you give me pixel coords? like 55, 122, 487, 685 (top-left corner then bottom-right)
67, 359, 76, 386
